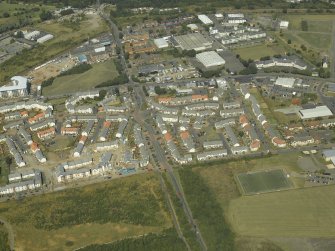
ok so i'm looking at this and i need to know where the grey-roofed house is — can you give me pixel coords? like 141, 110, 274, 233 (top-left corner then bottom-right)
215, 118, 235, 129
224, 125, 239, 147
203, 140, 224, 149
197, 149, 227, 161
220, 108, 244, 118
82, 120, 95, 136
116, 120, 128, 138
231, 145, 248, 154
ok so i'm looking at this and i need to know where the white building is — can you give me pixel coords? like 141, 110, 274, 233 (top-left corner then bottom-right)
0, 76, 28, 98
298, 106, 333, 120
198, 14, 213, 25
196, 51, 225, 68
279, 21, 289, 29
154, 38, 169, 49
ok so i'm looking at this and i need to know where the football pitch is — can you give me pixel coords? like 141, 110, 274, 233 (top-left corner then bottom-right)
237, 169, 292, 195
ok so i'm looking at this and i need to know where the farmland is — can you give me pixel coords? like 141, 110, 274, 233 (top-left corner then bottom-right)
236, 169, 292, 195
0, 173, 172, 251
228, 185, 335, 237
42, 60, 119, 96
0, 13, 108, 82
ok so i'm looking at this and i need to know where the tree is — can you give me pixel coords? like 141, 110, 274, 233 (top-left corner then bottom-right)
99, 90, 107, 100
3, 12, 10, 18
287, 39, 292, 44
40, 10, 53, 21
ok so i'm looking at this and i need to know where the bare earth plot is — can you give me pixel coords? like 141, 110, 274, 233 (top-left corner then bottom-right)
237, 169, 292, 195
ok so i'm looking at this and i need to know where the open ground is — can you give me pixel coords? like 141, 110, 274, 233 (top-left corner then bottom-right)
42, 60, 118, 96
0, 173, 172, 251
0, 13, 108, 83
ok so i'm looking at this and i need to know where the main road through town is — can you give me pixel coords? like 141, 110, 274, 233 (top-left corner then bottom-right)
133, 86, 208, 251
99, 5, 207, 250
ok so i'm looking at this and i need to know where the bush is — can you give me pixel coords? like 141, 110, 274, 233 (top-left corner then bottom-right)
59, 63, 92, 76
79, 228, 186, 251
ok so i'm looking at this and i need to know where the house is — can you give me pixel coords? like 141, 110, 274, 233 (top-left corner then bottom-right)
161, 114, 179, 123
322, 149, 335, 161
224, 125, 240, 147
197, 149, 228, 161
215, 118, 236, 129
30, 118, 55, 131
231, 146, 248, 155
96, 141, 118, 151
220, 108, 244, 118
18, 127, 33, 145
116, 120, 128, 138
291, 135, 314, 147
61, 127, 79, 136
37, 127, 55, 140
99, 121, 111, 141
180, 131, 196, 153
82, 120, 95, 136
203, 140, 224, 149
222, 102, 240, 110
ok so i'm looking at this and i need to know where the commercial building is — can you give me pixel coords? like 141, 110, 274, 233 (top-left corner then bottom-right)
298, 106, 333, 120
274, 77, 297, 89
196, 51, 225, 68
172, 33, 212, 52
0, 76, 28, 98
154, 38, 169, 49
197, 14, 213, 25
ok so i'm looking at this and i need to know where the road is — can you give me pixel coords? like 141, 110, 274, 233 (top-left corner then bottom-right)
133, 86, 208, 251
98, 4, 208, 248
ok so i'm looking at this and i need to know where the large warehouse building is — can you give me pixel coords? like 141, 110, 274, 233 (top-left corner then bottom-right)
298, 106, 333, 120
0, 76, 28, 98
198, 14, 213, 25
172, 33, 212, 52
274, 77, 297, 88
196, 51, 225, 68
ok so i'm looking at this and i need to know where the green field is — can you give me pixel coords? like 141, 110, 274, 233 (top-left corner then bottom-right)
192, 153, 306, 250
0, 13, 108, 82
43, 60, 118, 96
237, 169, 292, 195
284, 14, 335, 31
297, 32, 331, 49
0, 173, 172, 251
228, 185, 335, 237
233, 44, 287, 60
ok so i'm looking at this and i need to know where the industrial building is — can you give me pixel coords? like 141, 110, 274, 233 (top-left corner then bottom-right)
198, 14, 213, 25
298, 106, 333, 120
0, 76, 28, 98
172, 33, 212, 52
274, 77, 297, 88
196, 51, 225, 68
154, 38, 169, 49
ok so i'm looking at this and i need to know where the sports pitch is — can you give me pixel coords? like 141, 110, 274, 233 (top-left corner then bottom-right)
237, 169, 292, 195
